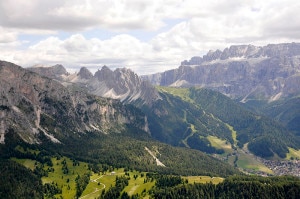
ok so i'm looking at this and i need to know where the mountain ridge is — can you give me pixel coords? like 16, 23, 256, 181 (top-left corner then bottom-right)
143, 42, 300, 102
29, 65, 161, 105
0, 60, 149, 144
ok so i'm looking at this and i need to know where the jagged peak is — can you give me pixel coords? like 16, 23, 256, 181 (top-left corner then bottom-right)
51, 64, 68, 75
100, 65, 112, 72
78, 67, 93, 79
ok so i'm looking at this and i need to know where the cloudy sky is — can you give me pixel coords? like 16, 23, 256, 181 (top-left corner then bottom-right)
0, 0, 300, 75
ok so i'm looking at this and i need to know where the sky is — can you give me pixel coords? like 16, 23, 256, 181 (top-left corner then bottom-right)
0, 0, 300, 75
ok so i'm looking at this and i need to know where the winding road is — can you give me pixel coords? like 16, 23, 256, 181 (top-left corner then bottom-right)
79, 175, 106, 199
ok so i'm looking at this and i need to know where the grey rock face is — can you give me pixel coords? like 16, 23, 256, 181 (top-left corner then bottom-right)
144, 43, 300, 101
30, 64, 161, 105
91, 66, 160, 104
78, 67, 93, 79
0, 61, 149, 144
28, 64, 69, 80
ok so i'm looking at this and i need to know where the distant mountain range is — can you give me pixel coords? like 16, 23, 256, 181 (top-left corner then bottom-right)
143, 43, 300, 102
29, 64, 160, 105
142, 43, 300, 139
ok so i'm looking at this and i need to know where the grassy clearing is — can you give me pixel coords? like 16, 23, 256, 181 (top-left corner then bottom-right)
207, 135, 233, 154
42, 157, 89, 199
78, 173, 105, 199
237, 152, 273, 174
12, 156, 89, 199
123, 171, 155, 197
286, 147, 300, 160
183, 176, 224, 184
12, 156, 231, 198
156, 86, 194, 104
80, 169, 155, 199
10, 158, 36, 170
15, 145, 40, 155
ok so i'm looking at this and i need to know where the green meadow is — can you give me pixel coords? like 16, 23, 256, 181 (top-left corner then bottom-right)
207, 135, 233, 154
286, 147, 300, 160
42, 157, 89, 199
12, 155, 230, 199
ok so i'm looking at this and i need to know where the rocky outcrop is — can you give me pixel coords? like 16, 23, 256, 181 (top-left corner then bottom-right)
29, 64, 69, 80
144, 43, 300, 101
91, 66, 160, 105
0, 61, 149, 144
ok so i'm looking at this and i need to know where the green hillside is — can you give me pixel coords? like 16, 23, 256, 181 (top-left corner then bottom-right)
244, 95, 300, 136
0, 128, 240, 178
144, 86, 300, 159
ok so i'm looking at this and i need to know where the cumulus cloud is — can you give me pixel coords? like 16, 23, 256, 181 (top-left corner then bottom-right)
0, 0, 168, 31
1, 0, 300, 74
0, 28, 18, 43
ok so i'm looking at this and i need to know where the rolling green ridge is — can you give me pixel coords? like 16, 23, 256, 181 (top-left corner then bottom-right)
139, 88, 233, 148
144, 86, 300, 159
243, 96, 300, 136
151, 175, 300, 199
0, 128, 240, 177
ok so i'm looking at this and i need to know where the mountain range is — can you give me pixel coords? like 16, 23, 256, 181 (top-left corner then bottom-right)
29, 64, 160, 105
2, 42, 300, 198
0, 60, 240, 177
144, 43, 300, 102
24, 43, 300, 160
0, 43, 300, 177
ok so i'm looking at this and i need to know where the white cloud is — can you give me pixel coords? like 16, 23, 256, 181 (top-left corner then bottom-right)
0, 27, 18, 43
0, 0, 169, 32
1, 0, 300, 75
2, 32, 185, 75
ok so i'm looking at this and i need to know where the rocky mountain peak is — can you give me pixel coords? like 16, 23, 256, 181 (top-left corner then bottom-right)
51, 64, 68, 75
94, 65, 114, 81
92, 66, 160, 104
78, 67, 93, 79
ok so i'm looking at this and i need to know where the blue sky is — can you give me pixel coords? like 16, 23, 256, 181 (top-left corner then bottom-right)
1, 0, 300, 75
